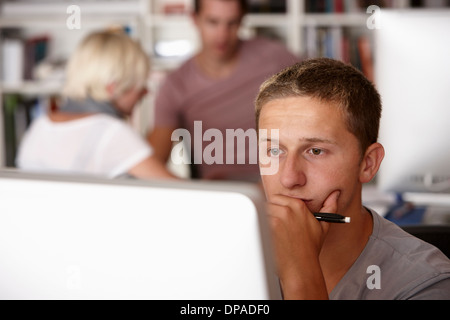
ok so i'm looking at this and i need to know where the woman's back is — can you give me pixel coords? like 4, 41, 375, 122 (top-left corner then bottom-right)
17, 113, 152, 178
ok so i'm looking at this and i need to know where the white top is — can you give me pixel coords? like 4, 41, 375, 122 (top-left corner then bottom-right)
16, 114, 152, 178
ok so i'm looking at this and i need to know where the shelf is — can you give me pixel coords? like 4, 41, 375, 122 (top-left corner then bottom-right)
146, 14, 193, 27
403, 192, 450, 207
0, 81, 62, 96
303, 13, 368, 27
0, 15, 139, 29
1, 0, 144, 16
243, 14, 290, 27
147, 13, 289, 28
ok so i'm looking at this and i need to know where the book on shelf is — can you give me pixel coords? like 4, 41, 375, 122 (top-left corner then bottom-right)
1, 34, 50, 84
1, 39, 24, 85
305, 0, 369, 13
304, 26, 374, 82
1, 24, 133, 86
248, 0, 287, 13
411, 0, 450, 7
24, 35, 50, 81
357, 36, 374, 82
2, 94, 49, 167
302, 0, 450, 13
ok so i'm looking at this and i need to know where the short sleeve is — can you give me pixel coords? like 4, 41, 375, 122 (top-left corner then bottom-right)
407, 276, 450, 300
96, 121, 153, 178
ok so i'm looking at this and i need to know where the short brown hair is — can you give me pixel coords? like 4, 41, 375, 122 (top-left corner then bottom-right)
194, 0, 248, 15
255, 58, 382, 154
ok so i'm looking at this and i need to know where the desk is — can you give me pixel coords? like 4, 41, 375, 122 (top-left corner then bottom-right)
363, 184, 450, 225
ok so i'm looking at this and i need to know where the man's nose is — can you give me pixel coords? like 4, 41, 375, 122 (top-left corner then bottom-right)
280, 154, 307, 189
217, 23, 233, 39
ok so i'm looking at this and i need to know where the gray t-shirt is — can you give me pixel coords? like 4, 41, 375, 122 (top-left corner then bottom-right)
330, 209, 450, 300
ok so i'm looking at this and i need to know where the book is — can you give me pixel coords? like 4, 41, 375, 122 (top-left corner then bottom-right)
248, 0, 287, 13
302, 26, 374, 80
2, 94, 45, 167
3, 94, 20, 167
1, 39, 24, 84
24, 35, 50, 81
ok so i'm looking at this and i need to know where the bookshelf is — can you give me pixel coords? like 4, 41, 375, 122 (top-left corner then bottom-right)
0, 0, 145, 167
1, 0, 449, 168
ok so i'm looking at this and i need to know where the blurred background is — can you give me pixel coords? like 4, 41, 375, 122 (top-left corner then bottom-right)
1, 0, 450, 228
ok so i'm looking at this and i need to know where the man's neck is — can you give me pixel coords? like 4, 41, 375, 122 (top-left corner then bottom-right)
195, 49, 240, 79
319, 204, 374, 295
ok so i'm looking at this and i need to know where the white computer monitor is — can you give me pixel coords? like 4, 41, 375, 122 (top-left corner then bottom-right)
376, 10, 450, 194
0, 169, 281, 300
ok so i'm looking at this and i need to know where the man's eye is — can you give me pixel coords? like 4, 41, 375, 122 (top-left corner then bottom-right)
268, 148, 281, 157
310, 148, 323, 156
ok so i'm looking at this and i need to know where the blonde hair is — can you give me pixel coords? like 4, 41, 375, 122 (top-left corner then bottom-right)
63, 30, 150, 101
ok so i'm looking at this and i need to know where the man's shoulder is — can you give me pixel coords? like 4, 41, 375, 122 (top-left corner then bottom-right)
161, 57, 197, 88
367, 212, 450, 298
332, 210, 450, 300
373, 212, 448, 259
240, 37, 298, 68
371, 212, 449, 269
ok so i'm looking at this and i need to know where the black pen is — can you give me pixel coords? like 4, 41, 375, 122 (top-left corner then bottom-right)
314, 213, 351, 224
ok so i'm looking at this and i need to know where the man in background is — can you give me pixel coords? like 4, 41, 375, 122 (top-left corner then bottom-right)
148, 0, 297, 181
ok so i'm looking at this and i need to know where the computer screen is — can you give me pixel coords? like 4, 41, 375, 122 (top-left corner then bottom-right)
0, 170, 281, 300
376, 10, 450, 194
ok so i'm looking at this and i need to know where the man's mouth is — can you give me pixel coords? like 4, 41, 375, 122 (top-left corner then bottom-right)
281, 195, 320, 212
283, 195, 313, 204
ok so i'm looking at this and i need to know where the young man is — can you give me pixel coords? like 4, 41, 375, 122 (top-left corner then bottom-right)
148, 0, 297, 181
255, 58, 450, 299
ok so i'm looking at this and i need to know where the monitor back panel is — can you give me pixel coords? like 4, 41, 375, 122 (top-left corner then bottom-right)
0, 170, 281, 300
376, 10, 450, 193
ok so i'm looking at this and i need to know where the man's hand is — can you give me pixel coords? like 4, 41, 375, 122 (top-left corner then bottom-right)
267, 190, 340, 299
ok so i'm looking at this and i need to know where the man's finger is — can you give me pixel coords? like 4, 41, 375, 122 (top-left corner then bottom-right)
319, 190, 340, 214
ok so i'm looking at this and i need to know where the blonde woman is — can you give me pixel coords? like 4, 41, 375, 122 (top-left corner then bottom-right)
17, 30, 176, 180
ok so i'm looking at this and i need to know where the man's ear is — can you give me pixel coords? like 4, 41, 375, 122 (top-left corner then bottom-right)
359, 142, 385, 184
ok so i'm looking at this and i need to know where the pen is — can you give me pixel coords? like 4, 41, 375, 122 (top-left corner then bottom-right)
314, 212, 351, 224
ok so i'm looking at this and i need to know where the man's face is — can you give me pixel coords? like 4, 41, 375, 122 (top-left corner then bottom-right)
194, 0, 243, 61
259, 96, 364, 215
